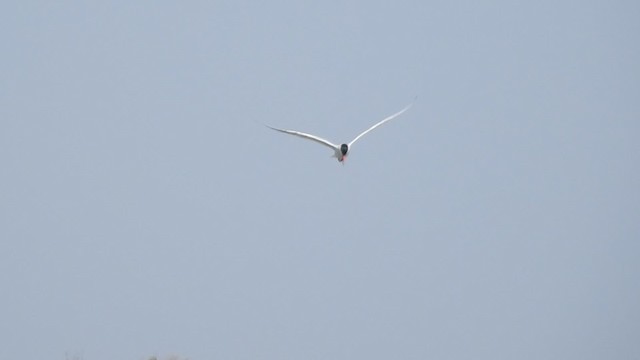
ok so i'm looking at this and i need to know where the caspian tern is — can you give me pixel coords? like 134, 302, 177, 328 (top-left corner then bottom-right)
266, 100, 413, 163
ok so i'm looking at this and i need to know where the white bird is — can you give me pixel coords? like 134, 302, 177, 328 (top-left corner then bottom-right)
266, 100, 414, 163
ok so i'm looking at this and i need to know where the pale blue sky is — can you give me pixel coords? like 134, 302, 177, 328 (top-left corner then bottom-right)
1, 1, 639, 359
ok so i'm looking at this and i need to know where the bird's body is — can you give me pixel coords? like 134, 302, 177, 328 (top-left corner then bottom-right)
266, 100, 413, 163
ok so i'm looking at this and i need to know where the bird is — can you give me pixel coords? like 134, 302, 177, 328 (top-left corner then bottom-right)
265, 100, 414, 163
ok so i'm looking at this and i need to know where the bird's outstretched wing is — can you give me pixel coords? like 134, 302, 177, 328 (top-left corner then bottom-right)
348, 100, 414, 147
265, 125, 339, 151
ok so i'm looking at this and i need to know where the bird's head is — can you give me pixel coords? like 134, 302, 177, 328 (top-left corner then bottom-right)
340, 144, 349, 156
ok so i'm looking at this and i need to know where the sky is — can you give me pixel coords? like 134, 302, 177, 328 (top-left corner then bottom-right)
1, 1, 639, 359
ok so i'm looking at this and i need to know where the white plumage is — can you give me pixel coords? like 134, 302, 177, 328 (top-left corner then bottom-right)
266, 100, 414, 163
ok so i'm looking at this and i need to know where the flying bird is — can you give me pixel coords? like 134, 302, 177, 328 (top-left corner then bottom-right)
266, 100, 414, 163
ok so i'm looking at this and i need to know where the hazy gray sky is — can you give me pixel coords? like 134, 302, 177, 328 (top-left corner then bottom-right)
1, 1, 639, 359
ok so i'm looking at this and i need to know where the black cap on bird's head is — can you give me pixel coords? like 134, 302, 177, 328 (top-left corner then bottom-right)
340, 144, 349, 156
